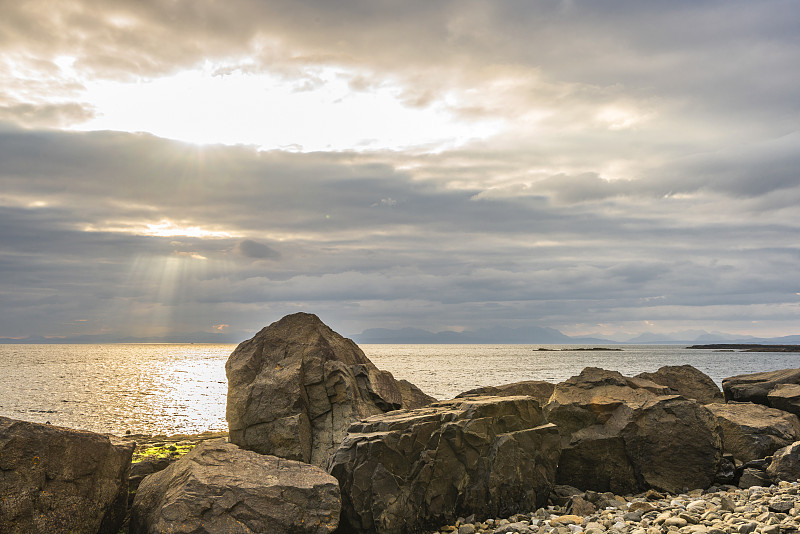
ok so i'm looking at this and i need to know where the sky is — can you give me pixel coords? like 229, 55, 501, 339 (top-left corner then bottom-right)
1, 0, 799, 342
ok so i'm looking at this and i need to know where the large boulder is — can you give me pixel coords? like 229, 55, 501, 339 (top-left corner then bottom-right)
456, 380, 555, 405
636, 364, 724, 404
226, 312, 434, 467
705, 402, 800, 463
722, 368, 800, 405
767, 384, 800, 419
130, 439, 340, 534
544, 367, 723, 494
766, 441, 800, 483
0, 416, 134, 534
329, 396, 561, 534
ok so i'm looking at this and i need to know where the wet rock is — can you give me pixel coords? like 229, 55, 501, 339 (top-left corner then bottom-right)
225, 312, 434, 467
329, 395, 561, 534
0, 416, 133, 534
636, 365, 724, 405
544, 367, 723, 494
129, 439, 340, 534
457, 380, 555, 406
706, 403, 800, 463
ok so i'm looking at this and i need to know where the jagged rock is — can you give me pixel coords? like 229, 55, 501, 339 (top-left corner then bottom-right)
636, 365, 724, 404
329, 396, 561, 534
456, 380, 555, 405
129, 456, 174, 500
705, 403, 800, 463
0, 416, 134, 534
225, 312, 434, 467
723, 368, 800, 405
544, 367, 723, 494
767, 384, 800, 418
129, 439, 340, 534
766, 441, 800, 482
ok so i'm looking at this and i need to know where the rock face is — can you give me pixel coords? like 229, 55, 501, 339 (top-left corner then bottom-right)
130, 439, 340, 534
636, 365, 724, 404
722, 368, 800, 405
705, 402, 800, 463
456, 380, 555, 406
544, 367, 723, 494
0, 416, 134, 534
768, 384, 800, 418
329, 396, 561, 534
226, 312, 435, 467
766, 440, 800, 483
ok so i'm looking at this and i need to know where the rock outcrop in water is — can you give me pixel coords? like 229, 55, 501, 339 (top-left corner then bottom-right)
225, 312, 435, 468
329, 395, 561, 534
130, 439, 340, 534
543, 367, 723, 494
0, 416, 134, 534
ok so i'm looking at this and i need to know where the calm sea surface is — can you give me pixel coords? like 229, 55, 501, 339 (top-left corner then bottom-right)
1, 343, 798, 436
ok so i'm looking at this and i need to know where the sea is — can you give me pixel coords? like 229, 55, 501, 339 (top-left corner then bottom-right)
1, 343, 798, 437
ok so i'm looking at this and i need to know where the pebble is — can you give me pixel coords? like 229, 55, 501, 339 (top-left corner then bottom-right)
432, 482, 800, 534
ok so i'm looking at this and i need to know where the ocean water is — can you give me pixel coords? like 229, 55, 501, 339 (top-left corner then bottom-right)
1, 343, 798, 436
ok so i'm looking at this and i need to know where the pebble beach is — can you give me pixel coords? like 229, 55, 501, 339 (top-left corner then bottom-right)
434, 483, 800, 534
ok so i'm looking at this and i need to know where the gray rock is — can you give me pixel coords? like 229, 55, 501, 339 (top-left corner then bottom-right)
456, 380, 555, 406
767, 441, 800, 482
738, 467, 773, 489
706, 402, 800, 463
723, 368, 800, 406
129, 439, 340, 534
0, 416, 134, 534
767, 384, 800, 419
225, 312, 434, 467
636, 365, 724, 405
329, 396, 561, 534
544, 367, 723, 494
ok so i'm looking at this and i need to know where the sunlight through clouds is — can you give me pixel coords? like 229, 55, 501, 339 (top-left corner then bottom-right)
74, 64, 504, 151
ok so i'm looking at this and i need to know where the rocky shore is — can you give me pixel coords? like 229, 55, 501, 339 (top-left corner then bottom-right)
5, 312, 800, 534
429, 482, 800, 534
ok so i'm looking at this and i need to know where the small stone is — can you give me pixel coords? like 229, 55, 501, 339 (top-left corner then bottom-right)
552, 516, 585, 526
738, 523, 758, 534
648, 490, 667, 501
665, 518, 688, 528
459, 524, 477, 534
630, 502, 657, 514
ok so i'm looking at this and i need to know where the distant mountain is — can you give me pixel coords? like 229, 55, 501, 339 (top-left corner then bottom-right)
352, 325, 610, 344
0, 331, 248, 344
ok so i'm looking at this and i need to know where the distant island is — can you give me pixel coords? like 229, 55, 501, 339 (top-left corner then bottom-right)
536, 347, 623, 351
688, 344, 800, 352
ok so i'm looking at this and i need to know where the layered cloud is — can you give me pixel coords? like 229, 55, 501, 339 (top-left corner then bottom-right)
1, 1, 799, 339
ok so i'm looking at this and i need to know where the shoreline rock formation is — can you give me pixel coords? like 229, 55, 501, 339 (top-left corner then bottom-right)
225, 312, 435, 468
329, 395, 561, 534
7, 314, 800, 534
0, 416, 133, 534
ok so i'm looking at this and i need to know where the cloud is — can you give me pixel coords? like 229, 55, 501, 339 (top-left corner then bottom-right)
237, 239, 280, 260
1, 1, 800, 338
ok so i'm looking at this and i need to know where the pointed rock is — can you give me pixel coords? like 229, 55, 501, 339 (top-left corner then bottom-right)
225, 312, 434, 467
